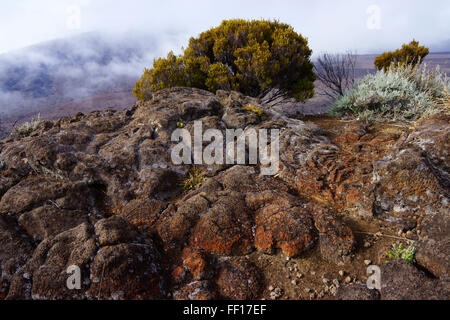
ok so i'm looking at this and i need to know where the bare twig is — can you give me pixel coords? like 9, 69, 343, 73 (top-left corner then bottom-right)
48, 200, 62, 210
314, 51, 357, 99
260, 88, 292, 106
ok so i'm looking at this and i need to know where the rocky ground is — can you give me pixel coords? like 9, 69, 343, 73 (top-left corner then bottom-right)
0, 87, 448, 300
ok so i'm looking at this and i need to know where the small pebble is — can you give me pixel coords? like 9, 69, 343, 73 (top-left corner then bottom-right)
322, 278, 330, 285
333, 279, 340, 287
296, 273, 303, 279
345, 276, 352, 284
270, 287, 283, 300
364, 242, 371, 248
269, 286, 274, 291
311, 271, 316, 276
330, 286, 337, 295
291, 280, 298, 285
338, 270, 345, 277
364, 260, 372, 266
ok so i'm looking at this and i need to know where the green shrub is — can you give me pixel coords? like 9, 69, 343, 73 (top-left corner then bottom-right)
133, 19, 316, 102
374, 40, 429, 71
329, 63, 449, 122
386, 243, 416, 263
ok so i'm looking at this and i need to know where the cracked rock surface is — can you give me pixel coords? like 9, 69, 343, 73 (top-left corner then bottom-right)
0, 87, 448, 300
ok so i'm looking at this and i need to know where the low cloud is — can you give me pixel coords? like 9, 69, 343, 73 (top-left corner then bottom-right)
0, 30, 181, 118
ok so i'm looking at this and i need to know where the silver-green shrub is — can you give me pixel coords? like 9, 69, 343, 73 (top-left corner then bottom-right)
329, 64, 449, 122
14, 114, 41, 137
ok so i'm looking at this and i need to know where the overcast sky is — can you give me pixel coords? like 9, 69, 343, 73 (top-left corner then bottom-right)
0, 0, 449, 55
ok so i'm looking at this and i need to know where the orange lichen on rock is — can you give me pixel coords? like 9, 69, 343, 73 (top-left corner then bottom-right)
247, 190, 317, 257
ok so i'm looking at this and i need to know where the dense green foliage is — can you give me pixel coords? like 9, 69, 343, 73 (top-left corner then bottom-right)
329, 63, 449, 122
374, 40, 429, 71
133, 19, 316, 102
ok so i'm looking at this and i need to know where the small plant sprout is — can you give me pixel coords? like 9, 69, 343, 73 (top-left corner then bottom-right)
181, 166, 205, 191
244, 104, 264, 117
386, 242, 416, 263
177, 122, 184, 128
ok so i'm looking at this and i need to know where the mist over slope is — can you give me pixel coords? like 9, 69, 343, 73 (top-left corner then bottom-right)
0, 31, 182, 127
0, 31, 448, 138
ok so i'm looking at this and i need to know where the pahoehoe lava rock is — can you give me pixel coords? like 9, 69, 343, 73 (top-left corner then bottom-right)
0, 87, 448, 300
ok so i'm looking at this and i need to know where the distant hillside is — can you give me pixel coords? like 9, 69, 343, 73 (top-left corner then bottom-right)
0, 31, 181, 132
354, 52, 450, 75
430, 39, 450, 53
